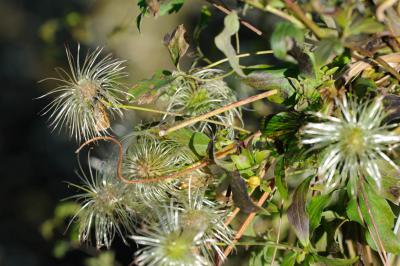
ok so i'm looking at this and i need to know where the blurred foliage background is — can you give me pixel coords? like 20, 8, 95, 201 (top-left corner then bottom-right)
0, 0, 280, 265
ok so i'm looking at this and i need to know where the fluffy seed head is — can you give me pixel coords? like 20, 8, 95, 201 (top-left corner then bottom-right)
178, 192, 234, 263
123, 134, 201, 200
40, 45, 127, 142
70, 161, 138, 249
131, 204, 209, 266
166, 69, 242, 138
301, 96, 400, 191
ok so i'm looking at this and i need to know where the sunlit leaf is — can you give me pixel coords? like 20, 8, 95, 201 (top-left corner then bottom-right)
189, 132, 210, 157
307, 193, 331, 232
274, 155, 288, 199
214, 12, 245, 77
128, 70, 174, 104
346, 182, 400, 253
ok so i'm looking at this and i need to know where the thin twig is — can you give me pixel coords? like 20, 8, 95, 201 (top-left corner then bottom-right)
221, 191, 271, 261
224, 189, 256, 226
202, 50, 273, 70
283, 0, 328, 39
159, 90, 277, 136
270, 200, 284, 264
211, 3, 263, 36
242, 0, 303, 28
75, 132, 261, 185
113, 103, 250, 133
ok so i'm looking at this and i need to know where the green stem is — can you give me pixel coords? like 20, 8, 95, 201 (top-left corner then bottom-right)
216, 241, 303, 252
109, 103, 250, 133
180, 70, 235, 82
202, 50, 273, 70
283, 0, 329, 39
242, 0, 303, 28
159, 90, 277, 136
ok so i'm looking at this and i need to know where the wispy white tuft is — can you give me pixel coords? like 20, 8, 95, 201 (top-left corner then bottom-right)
131, 202, 209, 266
123, 134, 201, 201
166, 69, 242, 138
70, 161, 138, 249
301, 96, 400, 191
40, 45, 127, 142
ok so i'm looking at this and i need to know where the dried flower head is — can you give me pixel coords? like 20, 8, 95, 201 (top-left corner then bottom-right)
40, 45, 127, 142
70, 161, 138, 249
178, 191, 234, 263
301, 96, 400, 191
166, 69, 242, 138
131, 203, 209, 266
123, 134, 201, 200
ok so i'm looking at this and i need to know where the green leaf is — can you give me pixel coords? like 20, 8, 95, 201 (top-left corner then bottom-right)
346, 183, 400, 254
158, 0, 185, 16
249, 245, 273, 266
281, 252, 297, 266
254, 150, 269, 164
350, 17, 384, 35
307, 193, 331, 232
287, 176, 313, 247
314, 38, 343, 68
163, 24, 189, 66
128, 70, 174, 103
242, 69, 295, 103
274, 156, 288, 199
214, 12, 245, 77
189, 132, 210, 157
270, 22, 304, 60
262, 111, 305, 139
312, 254, 359, 266
194, 6, 211, 44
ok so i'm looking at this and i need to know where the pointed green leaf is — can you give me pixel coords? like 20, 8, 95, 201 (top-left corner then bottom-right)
346, 183, 400, 254
287, 176, 313, 246
314, 38, 343, 68
307, 193, 331, 232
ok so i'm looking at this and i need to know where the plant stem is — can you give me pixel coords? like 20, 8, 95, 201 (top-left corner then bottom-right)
221, 190, 271, 262
211, 2, 263, 35
203, 50, 273, 70
75, 131, 261, 185
181, 70, 235, 82
283, 0, 329, 39
242, 0, 303, 28
216, 241, 303, 252
111, 103, 250, 133
271, 200, 284, 264
159, 90, 277, 136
